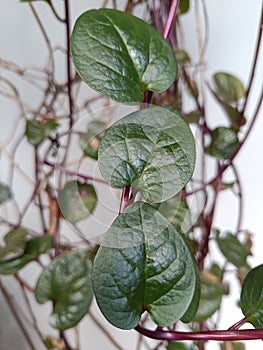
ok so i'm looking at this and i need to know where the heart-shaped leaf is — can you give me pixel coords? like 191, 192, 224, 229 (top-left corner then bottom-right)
92, 202, 199, 329
71, 8, 177, 103
205, 127, 239, 159
216, 231, 249, 268
240, 264, 263, 328
98, 107, 195, 203
35, 250, 94, 330
58, 181, 97, 223
213, 72, 245, 103
25, 120, 59, 146
0, 182, 12, 205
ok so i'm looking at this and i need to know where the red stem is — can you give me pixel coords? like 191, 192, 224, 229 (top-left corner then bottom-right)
162, 0, 180, 41
135, 324, 263, 341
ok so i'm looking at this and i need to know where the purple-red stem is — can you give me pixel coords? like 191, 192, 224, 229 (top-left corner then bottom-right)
135, 324, 263, 342
162, 0, 180, 41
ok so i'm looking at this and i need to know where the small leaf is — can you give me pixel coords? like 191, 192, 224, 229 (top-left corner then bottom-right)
0, 182, 12, 205
206, 127, 239, 159
174, 49, 190, 63
213, 72, 245, 103
58, 181, 97, 223
26, 120, 44, 146
71, 9, 177, 103
35, 250, 94, 330
240, 264, 263, 328
43, 120, 59, 137
98, 106, 195, 203
0, 254, 34, 275
194, 272, 223, 322
92, 202, 199, 330
79, 120, 106, 160
0, 228, 27, 262
25, 235, 53, 256
183, 110, 200, 124
179, 0, 190, 14
216, 231, 248, 268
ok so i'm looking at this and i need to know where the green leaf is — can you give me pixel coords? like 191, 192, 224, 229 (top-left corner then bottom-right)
0, 228, 27, 262
183, 110, 200, 124
194, 272, 223, 322
174, 49, 191, 63
179, 0, 190, 14
35, 250, 94, 330
216, 231, 248, 268
92, 202, 199, 330
213, 72, 245, 103
25, 235, 53, 256
58, 181, 97, 223
167, 342, 194, 350
71, 9, 177, 103
79, 120, 106, 160
0, 233, 53, 275
240, 264, 263, 328
26, 120, 44, 146
25, 119, 58, 146
205, 127, 239, 159
0, 182, 12, 205
98, 107, 195, 203
158, 197, 191, 233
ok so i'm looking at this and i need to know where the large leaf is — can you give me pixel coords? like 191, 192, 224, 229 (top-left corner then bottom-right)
194, 272, 223, 322
240, 264, 263, 328
92, 202, 199, 330
216, 231, 249, 268
58, 181, 97, 223
71, 9, 177, 103
0, 182, 12, 205
98, 107, 195, 203
0, 228, 27, 262
205, 127, 239, 159
35, 250, 94, 330
213, 72, 245, 103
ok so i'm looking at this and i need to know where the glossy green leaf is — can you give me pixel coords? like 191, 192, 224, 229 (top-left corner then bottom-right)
0, 182, 12, 205
98, 107, 195, 203
92, 202, 199, 329
216, 232, 248, 268
35, 250, 94, 330
240, 264, 263, 328
179, 0, 190, 14
58, 181, 97, 223
79, 120, 106, 160
71, 9, 177, 103
159, 197, 191, 233
194, 272, 223, 322
0, 228, 27, 262
213, 72, 245, 103
206, 127, 239, 159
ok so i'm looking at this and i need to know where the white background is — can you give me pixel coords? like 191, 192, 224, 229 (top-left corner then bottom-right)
0, 1, 263, 349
